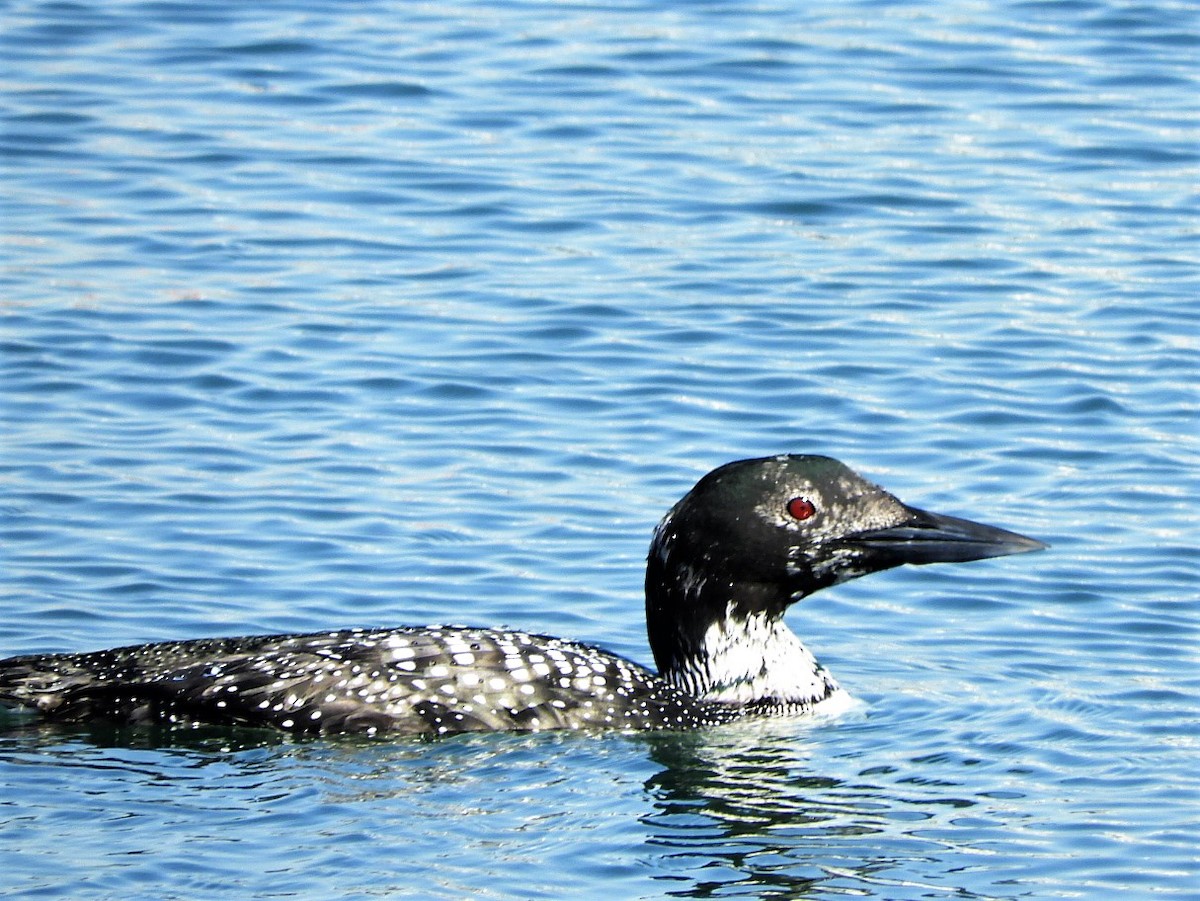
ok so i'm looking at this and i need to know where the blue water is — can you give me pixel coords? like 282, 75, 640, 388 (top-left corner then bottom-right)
2, 0, 1197, 898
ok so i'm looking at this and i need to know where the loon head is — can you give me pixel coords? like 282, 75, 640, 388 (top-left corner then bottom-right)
645, 455, 1046, 707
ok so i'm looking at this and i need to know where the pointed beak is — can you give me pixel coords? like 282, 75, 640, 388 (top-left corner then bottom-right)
846, 506, 1047, 567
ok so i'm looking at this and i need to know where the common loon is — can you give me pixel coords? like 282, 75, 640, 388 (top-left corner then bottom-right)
0, 455, 1045, 736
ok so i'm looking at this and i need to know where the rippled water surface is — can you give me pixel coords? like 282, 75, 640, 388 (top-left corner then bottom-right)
2, 1, 1197, 898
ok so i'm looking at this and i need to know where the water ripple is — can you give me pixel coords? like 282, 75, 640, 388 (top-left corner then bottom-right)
2, 0, 1196, 899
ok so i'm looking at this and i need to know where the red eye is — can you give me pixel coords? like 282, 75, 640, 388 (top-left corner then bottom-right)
787, 497, 816, 521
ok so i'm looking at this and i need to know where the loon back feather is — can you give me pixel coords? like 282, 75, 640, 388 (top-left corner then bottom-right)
0, 627, 738, 734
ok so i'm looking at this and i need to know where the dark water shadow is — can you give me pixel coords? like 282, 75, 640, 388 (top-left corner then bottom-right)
629, 717, 971, 899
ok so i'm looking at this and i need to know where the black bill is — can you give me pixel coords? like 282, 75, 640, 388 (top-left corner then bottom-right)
847, 506, 1048, 567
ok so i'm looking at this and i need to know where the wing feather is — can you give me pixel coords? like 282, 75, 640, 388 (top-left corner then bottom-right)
2, 627, 715, 735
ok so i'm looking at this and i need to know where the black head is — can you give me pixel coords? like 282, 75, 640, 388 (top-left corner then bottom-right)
645, 454, 1045, 675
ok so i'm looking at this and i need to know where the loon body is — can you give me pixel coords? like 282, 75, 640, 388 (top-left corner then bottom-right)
0, 455, 1044, 736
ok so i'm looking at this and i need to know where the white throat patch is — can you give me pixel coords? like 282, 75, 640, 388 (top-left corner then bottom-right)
666, 603, 838, 708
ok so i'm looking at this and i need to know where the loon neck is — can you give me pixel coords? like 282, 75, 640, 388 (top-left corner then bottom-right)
656, 602, 834, 708
644, 512, 837, 711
